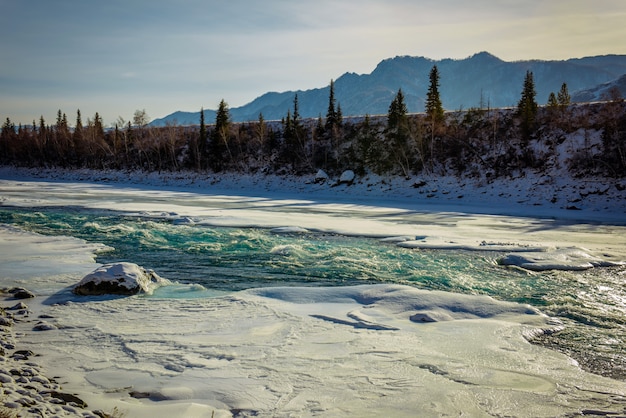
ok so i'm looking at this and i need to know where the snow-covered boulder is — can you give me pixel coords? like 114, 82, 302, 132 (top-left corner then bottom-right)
73, 262, 169, 296
338, 170, 355, 185
8, 287, 35, 299
172, 216, 195, 226
314, 169, 329, 184
412, 178, 427, 188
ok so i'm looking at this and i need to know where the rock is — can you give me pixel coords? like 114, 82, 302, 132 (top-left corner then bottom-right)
73, 262, 169, 296
338, 170, 355, 185
172, 217, 195, 226
410, 311, 455, 323
47, 391, 88, 408
412, 179, 427, 188
30, 375, 50, 385
314, 169, 329, 184
33, 321, 57, 331
9, 288, 35, 299
7, 302, 28, 311
129, 390, 151, 399
0, 373, 14, 383
12, 350, 34, 360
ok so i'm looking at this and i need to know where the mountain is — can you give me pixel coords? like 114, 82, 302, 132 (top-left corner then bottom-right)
571, 73, 626, 102
150, 52, 626, 126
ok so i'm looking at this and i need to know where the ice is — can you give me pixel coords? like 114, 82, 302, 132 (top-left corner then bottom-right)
498, 247, 626, 271
0, 224, 111, 292
270, 226, 309, 234
1, 175, 626, 416
19, 280, 624, 417
2, 177, 625, 268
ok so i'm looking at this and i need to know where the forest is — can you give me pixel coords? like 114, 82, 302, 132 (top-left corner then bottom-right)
2, 69, 625, 179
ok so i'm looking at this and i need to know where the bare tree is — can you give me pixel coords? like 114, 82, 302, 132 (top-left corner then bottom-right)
133, 109, 150, 127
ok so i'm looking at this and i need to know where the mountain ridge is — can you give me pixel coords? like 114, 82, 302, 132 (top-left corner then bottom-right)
151, 52, 626, 126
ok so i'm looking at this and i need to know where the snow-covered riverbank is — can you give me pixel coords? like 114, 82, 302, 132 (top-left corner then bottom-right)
1, 167, 625, 417
1, 166, 625, 223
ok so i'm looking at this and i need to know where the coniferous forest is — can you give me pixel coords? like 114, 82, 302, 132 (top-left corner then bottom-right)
2, 70, 625, 179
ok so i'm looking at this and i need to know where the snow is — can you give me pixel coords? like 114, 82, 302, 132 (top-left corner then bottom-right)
1, 167, 626, 416
74, 262, 169, 295
314, 169, 329, 183
498, 247, 626, 271
338, 169, 355, 184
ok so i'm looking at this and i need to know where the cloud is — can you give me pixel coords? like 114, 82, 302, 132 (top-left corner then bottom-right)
1, 0, 625, 125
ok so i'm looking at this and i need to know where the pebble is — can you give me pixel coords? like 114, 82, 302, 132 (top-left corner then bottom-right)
0, 293, 113, 417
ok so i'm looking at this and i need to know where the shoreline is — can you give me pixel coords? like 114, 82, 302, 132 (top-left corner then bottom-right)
0, 290, 115, 417
1, 166, 626, 225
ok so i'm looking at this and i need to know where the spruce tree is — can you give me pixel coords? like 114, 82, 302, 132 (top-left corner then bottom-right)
75, 109, 83, 134
198, 107, 207, 169
215, 100, 230, 134
387, 89, 412, 176
93, 112, 104, 139
210, 99, 231, 171
387, 89, 408, 132
336, 103, 343, 127
1, 117, 14, 135
547, 92, 559, 109
425, 65, 444, 123
1, 117, 15, 161
293, 94, 300, 123
517, 70, 538, 139
557, 83, 571, 108
325, 79, 337, 130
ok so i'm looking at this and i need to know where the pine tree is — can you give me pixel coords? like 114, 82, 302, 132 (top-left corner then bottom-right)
325, 79, 337, 130
1, 117, 14, 135
215, 100, 230, 132
517, 70, 538, 139
93, 112, 104, 139
200, 107, 206, 143
316, 115, 324, 138
387, 89, 412, 176
211, 99, 230, 171
75, 110, 83, 131
210, 99, 231, 171
73, 109, 83, 149
387, 89, 408, 131
425, 65, 444, 123
293, 94, 300, 123
198, 107, 207, 169
1, 117, 16, 163
336, 103, 343, 127
547, 92, 559, 109
557, 83, 571, 108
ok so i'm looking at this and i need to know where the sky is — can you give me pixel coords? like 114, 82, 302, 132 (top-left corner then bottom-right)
1, 0, 625, 127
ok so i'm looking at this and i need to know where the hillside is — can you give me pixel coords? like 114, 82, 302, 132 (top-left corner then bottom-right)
150, 52, 626, 126
572, 73, 626, 102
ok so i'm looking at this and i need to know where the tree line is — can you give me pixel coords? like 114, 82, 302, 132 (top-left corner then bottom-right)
2, 68, 625, 178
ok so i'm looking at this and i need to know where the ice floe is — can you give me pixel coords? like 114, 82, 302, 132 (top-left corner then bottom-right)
498, 247, 626, 271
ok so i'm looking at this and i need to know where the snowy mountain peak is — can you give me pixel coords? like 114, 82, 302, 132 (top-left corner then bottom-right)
150, 52, 626, 126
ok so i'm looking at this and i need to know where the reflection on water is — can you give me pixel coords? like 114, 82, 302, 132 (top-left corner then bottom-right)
0, 206, 624, 380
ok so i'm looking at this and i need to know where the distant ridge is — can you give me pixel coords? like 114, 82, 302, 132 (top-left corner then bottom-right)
151, 52, 626, 126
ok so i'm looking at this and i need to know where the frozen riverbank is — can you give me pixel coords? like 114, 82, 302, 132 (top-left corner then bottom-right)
1, 166, 625, 224
1, 168, 625, 417
0, 290, 121, 417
